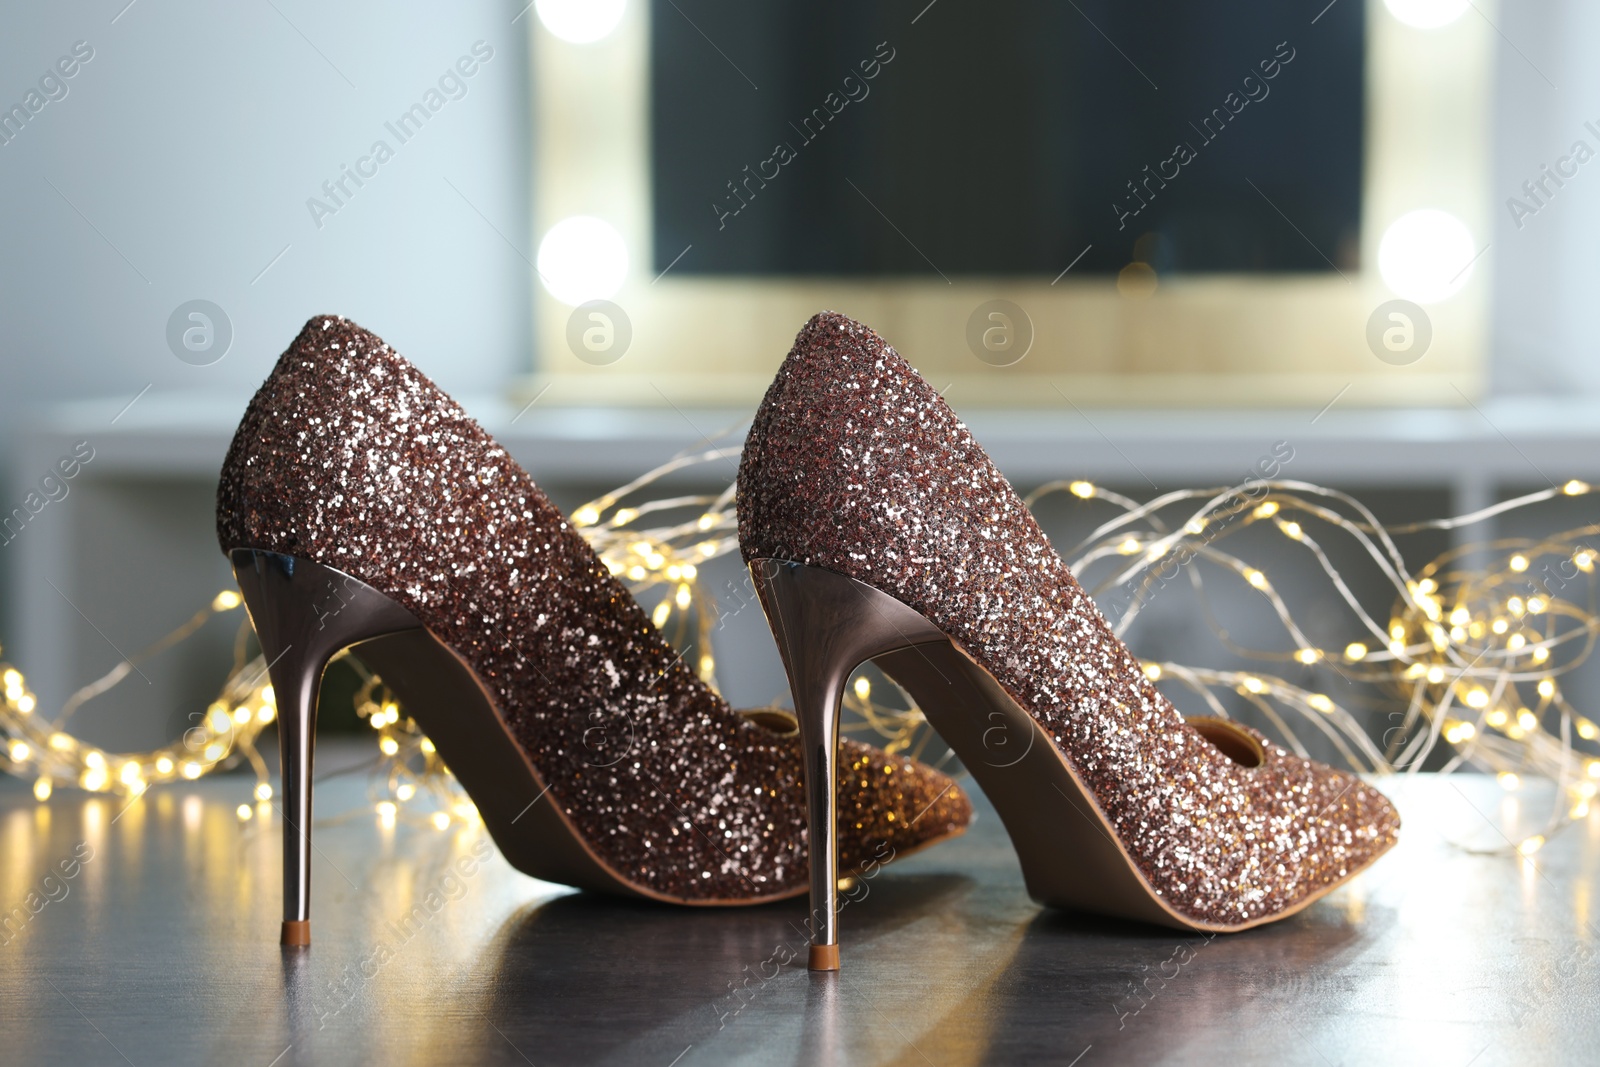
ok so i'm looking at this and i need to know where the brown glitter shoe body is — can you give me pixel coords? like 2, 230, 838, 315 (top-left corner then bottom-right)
216, 315, 970, 943
738, 311, 1399, 968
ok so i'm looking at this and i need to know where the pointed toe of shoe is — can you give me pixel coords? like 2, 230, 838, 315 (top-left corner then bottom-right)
835, 740, 972, 871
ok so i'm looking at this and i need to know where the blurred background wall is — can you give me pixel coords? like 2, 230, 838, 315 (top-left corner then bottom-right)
0, 0, 532, 415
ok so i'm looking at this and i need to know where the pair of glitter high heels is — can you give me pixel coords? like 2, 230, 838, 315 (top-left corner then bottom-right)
218, 312, 1397, 968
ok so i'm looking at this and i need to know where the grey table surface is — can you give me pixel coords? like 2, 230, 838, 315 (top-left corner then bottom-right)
0, 770, 1595, 1067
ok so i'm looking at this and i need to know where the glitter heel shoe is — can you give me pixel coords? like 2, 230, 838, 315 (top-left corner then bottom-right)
738, 312, 1400, 970
217, 315, 971, 945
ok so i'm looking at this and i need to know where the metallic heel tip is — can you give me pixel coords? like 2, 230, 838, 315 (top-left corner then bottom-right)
808, 945, 840, 971
280, 920, 311, 946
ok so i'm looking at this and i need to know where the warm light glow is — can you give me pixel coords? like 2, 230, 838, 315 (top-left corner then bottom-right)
396, 783, 416, 801
1378, 209, 1476, 303
1563, 480, 1589, 496
1295, 648, 1321, 664
155, 756, 174, 775
181, 762, 202, 779
537, 216, 629, 306
1426, 666, 1445, 684
1245, 569, 1268, 590
1538, 679, 1556, 698
1281, 521, 1304, 540
379, 737, 400, 756
421, 738, 436, 754
1383, 0, 1469, 30
236, 804, 252, 821
1345, 642, 1368, 661
212, 590, 242, 611
1499, 771, 1521, 790
432, 811, 451, 831
8, 740, 30, 761
853, 676, 872, 700
1518, 709, 1540, 731
1144, 663, 1162, 680
1308, 694, 1334, 713
1465, 688, 1490, 709
33, 778, 51, 801
1253, 501, 1279, 519
255, 783, 273, 801
1509, 555, 1530, 573
535, 0, 627, 44
1069, 481, 1095, 499
1518, 834, 1545, 856
572, 505, 602, 527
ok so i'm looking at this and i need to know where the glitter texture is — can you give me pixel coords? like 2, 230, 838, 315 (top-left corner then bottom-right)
216, 315, 970, 904
737, 311, 1399, 927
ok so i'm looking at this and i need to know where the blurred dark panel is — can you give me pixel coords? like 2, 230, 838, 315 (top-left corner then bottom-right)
651, 0, 1363, 275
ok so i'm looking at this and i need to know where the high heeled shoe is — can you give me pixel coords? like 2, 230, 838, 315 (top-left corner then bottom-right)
738, 311, 1400, 970
216, 315, 971, 945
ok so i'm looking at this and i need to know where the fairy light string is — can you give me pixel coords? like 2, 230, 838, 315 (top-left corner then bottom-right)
2, 458, 1595, 854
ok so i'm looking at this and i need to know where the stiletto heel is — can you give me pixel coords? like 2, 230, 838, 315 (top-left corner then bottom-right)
215, 315, 970, 941
230, 549, 423, 946
749, 560, 945, 971
738, 311, 1400, 945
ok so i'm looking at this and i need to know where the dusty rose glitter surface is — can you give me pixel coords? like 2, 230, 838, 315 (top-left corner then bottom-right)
215, 315, 970, 904
736, 311, 1399, 927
